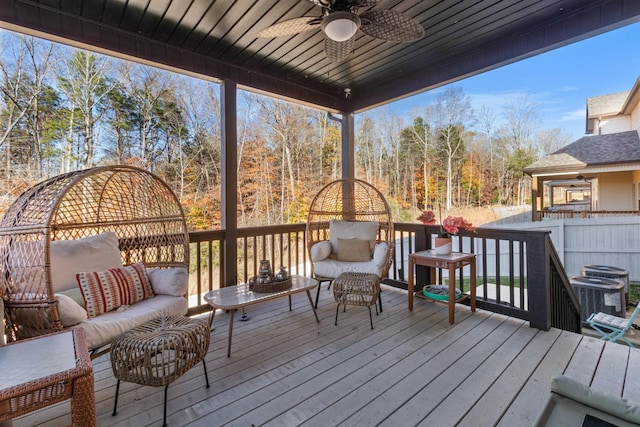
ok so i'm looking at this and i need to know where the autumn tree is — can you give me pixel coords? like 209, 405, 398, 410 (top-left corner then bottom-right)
399, 115, 435, 211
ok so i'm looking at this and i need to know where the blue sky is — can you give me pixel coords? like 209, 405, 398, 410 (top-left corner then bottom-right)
383, 20, 640, 141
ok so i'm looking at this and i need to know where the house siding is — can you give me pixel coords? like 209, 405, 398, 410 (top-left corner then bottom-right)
600, 115, 631, 134
631, 103, 640, 130
599, 171, 634, 210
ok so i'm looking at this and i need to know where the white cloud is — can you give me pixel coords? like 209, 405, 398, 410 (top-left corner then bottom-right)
559, 109, 585, 121
467, 91, 536, 112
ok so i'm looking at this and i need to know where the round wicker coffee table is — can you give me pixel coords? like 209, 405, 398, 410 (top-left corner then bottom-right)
110, 315, 210, 427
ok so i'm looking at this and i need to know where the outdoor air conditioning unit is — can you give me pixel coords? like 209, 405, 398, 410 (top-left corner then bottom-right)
581, 265, 630, 305
570, 276, 626, 325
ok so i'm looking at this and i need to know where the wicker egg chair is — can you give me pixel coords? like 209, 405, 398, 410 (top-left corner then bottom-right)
0, 165, 189, 342
306, 178, 394, 304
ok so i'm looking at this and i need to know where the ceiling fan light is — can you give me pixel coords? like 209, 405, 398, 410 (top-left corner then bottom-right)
323, 12, 361, 42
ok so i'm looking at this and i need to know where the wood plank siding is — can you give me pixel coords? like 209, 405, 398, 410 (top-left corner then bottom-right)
13, 285, 636, 427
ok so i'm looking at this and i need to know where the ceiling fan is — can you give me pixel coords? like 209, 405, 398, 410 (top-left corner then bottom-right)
257, 0, 425, 63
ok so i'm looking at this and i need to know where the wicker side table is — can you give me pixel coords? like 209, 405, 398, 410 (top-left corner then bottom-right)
0, 329, 95, 426
110, 315, 210, 427
333, 272, 381, 329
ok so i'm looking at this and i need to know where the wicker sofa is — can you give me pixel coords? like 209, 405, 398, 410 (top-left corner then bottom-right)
49, 232, 188, 351
0, 166, 190, 357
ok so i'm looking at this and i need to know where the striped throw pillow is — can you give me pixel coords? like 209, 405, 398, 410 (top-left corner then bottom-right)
76, 262, 154, 318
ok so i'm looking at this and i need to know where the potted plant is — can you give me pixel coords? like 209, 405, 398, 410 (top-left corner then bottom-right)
417, 210, 475, 255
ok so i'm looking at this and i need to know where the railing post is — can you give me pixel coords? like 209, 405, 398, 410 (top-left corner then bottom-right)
526, 231, 552, 330
414, 227, 429, 290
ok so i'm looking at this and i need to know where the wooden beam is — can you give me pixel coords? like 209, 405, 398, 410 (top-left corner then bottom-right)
341, 112, 354, 180
221, 80, 238, 287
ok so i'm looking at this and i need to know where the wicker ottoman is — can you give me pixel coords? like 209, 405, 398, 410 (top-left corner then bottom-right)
333, 272, 381, 329
110, 315, 210, 427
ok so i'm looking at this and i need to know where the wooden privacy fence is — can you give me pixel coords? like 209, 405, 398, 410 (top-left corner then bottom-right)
503, 216, 640, 281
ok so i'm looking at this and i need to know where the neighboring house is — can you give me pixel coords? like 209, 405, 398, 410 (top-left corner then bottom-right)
525, 77, 640, 220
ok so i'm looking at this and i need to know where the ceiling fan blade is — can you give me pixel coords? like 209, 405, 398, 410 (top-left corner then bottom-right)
352, 0, 380, 7
359, 10, 424, 42
257, 17, 321, 38
324, 36, 354, 63
308, 0, 334, 7
308, 0, 378, 10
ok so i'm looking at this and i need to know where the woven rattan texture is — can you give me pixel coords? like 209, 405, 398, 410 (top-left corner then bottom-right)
110, 316, 209, 387
249, 276, 292, 293
0, 329, 96, 426
306, 179, 394, 280
333, 272, 380, 307
0, 166, 189, 342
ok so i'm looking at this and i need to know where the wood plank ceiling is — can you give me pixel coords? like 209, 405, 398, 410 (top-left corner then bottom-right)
1, 0, 640, 113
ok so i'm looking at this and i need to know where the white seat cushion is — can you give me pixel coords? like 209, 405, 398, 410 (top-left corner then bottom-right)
313, 259, 382, 279
313, 242, 389, 279
591, 312, 629, 329
69, 295, 187, 350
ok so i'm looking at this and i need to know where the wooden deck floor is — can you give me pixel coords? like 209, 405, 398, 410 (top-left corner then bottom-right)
13, 285, 640, 427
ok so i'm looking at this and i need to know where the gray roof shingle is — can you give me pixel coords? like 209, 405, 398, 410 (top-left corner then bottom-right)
587, 91, 630, 118
524, 130, 640, 174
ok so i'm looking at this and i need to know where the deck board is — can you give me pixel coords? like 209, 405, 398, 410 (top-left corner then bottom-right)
11, 284, 639, 427
624, 348, 640, 400
496, 330, 580, 426
422, 321, 537, 426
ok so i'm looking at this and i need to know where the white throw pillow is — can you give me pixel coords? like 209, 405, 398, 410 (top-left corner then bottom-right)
373, 242, 389, 267
147, 267, 189, 297
310, 241, 331, 262
329, 220, 378, 256
50, 232, 123, 292
55, 293, 88, 326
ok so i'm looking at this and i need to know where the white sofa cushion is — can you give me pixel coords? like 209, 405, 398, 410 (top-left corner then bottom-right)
69, 294, 188, 350
329, 220, 378, 256
147, 267, 189, 296
310, 241, 331, 262
50, 232, 123, 293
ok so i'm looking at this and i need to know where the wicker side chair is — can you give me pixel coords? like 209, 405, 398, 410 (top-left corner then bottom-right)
0, 165, 189, 343
306, 179, 394, 306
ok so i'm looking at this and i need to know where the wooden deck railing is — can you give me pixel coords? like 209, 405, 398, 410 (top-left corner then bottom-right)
186, 222, 581, 332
